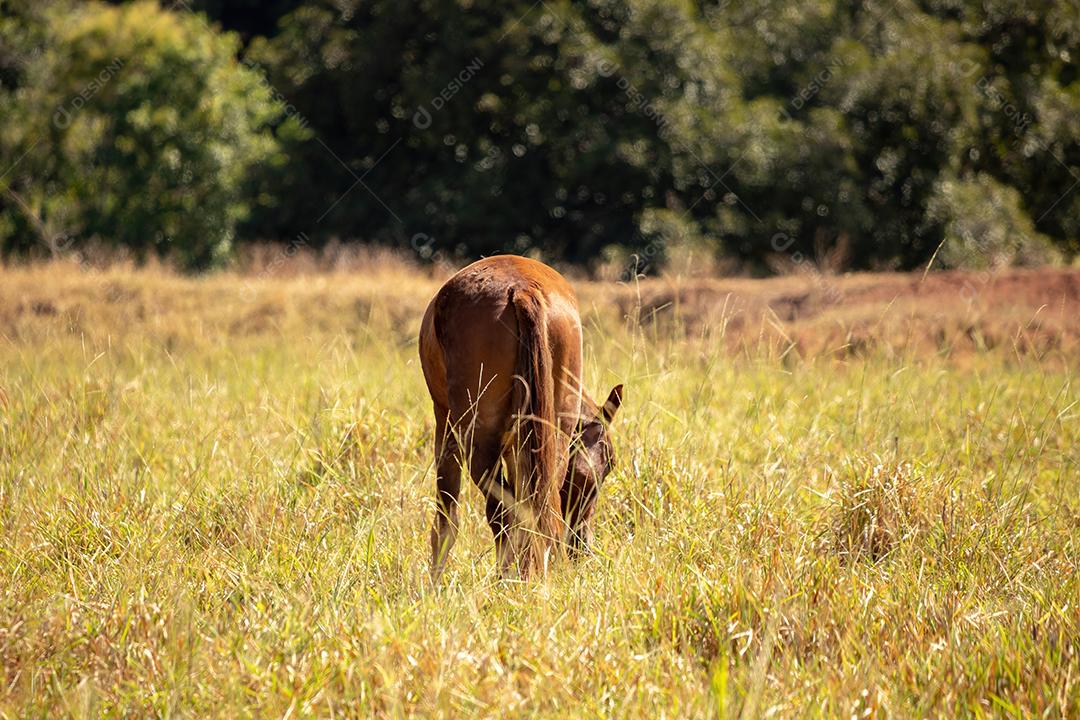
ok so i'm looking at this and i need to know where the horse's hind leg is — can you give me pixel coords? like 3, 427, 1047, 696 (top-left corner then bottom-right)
464, 430, 513, 577
430, 405, 461, 582
430, 402, 508, 582
484, 478, 516, 578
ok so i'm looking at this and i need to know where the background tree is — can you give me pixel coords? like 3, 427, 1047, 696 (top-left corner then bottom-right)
2, 0, 1079, 271
0, 0, 284, 267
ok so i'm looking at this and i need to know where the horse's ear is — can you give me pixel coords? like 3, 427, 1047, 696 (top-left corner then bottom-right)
601, 384, 623, 423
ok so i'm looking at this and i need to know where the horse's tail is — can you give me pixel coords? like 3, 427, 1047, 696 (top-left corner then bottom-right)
509, 286, 564, 576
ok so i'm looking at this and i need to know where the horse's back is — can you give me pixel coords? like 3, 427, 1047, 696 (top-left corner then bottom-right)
434, 255, 578, 310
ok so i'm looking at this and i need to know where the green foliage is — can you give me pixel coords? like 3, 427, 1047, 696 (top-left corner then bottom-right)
234, 0, 1079, 270
0, 1, 282, 268
0, 0, 50, 93
4, 0, 1080, 269
926, 173, 1061, 268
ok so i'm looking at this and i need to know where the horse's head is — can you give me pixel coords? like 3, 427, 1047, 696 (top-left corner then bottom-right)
562, 384, 623, 555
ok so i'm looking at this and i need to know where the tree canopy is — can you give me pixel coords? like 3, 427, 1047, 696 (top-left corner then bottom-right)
2, 0, 1079, 271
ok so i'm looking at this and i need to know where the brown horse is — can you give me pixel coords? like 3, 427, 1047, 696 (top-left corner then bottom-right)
419, 255, 622, 579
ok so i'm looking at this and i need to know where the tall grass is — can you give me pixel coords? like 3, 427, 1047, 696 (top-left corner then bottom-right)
0, 262, 1076, 717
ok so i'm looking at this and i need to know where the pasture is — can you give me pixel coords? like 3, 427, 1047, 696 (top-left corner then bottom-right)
0, 260, 1077, 717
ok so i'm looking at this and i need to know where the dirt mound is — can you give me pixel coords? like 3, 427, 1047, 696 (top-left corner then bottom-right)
597, 268, 1080, 362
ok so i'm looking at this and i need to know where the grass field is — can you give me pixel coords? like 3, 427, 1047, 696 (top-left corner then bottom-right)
1, 259, 1077, 717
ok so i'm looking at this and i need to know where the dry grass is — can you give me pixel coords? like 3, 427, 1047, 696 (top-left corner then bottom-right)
4, 257, 1078, 364
0, 258, 1077, 717
615, 267, 1080, 364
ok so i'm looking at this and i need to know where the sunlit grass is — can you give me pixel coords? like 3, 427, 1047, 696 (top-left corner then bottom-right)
0, 262, 1076, 717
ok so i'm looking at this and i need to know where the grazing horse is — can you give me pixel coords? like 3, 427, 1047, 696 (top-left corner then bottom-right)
419, 255, 623, 579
